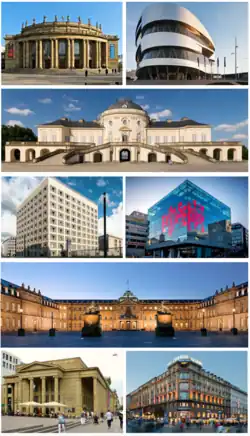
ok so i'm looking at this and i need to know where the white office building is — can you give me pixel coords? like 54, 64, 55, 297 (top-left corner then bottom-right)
16, 177, 98, 257
1, 237, 16, 257
1, 350, 22, 384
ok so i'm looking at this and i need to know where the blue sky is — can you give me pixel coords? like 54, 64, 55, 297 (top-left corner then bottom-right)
126, 351, 248, 393
127, 2, 248, 73
1, 176, 123, 240
1, 2, 122, 52
2, 89, 248, 146
126, 177, 248, 228
1, 262, 247, 300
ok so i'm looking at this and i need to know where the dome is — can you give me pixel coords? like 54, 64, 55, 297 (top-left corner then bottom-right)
107, 99, 145, 112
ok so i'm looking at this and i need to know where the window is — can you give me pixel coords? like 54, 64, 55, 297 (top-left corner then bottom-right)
109, 44, 115, 59
192, 134, 197, 142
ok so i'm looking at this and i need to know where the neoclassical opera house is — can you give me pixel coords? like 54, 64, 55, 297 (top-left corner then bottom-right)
4, 15, 119, 71
135, 3, 215, 80
5, 99, 242, 164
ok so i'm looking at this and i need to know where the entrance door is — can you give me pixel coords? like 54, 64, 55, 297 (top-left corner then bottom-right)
126, 321, 131, 330
120, 149, 131, 162
122, 134, 128, 143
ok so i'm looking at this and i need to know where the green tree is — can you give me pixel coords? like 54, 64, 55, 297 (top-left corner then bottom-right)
242, 145, 248, 160
2, 124, 37, 160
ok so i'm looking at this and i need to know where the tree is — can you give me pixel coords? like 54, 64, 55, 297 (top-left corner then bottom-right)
242, 145, 248, 160
2, 124, 37, 160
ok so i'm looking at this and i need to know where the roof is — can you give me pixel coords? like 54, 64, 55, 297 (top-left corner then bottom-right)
107, 98, 145, 111
148, 119, 209, 128
40, 119, 101, 128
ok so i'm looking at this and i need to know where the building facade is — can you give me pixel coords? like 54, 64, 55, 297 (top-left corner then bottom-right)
1, 237, 16, 257
1, 350, 22, 384
146, 179, 237, 258
127, 356, 247, 422
99, 234, 123, 257
230, 385, 248, 420
1, 280, 248, 333
126, 211, 149, 257
15, 177, 98, 257
2, 357, 118, 416
4, 16, 119, 71
135, 3, 215, 80
231, 223, 248, 254
4, 99, 242, 165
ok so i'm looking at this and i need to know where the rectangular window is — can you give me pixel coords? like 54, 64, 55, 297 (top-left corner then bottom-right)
202, 134, 207, 141
192, 134, 197, 142
109, 44, 115, 59
171, 136, 176, 143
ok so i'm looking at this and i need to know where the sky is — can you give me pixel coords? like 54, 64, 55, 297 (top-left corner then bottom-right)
1, 176, 123, 241
1, 262, 247, 300
2, 89, 248, 147
126, 177, 248, 228
3, 348, 124, 399
1, 2, 122, 52
126, 2, 249, 73
126, 351, 247, 393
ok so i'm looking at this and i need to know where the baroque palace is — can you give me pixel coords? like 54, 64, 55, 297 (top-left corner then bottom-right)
127, 356, 247, 422
2, 357, 119, 416
1, 279, 248, 333
4, 99, 243, 165
4, 15, 119, 72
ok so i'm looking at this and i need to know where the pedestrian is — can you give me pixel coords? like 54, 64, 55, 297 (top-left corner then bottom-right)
106, 68, 108, 75
85, 70, 88, 78
58, 413, 66, 433
119, 413, 123, 429
106, 409, 113, 429
80, 410, 86, 425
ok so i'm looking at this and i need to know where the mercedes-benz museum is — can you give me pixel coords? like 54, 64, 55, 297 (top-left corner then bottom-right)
135, 3, 215, 80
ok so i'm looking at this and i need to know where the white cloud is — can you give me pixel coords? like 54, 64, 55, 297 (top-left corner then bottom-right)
1, 177, 43, 238
135, 95, 145, 100
96, 178, 108, 187
232, 133, 248, 140
6, 120, 24, 127
63, 103, 81, 112
214, 119, 248, 132
98, 202, 123, 238
38, 98, 52, 104
98, 193, 116, 207
141, 104, 150, 110
5, 107, 34, 116
63, 95, 79, 103
149, 109, 172, 121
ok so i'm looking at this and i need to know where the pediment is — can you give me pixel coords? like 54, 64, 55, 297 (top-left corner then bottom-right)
18, 362, 60, 373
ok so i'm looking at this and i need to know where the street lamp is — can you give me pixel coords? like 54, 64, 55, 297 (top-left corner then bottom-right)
201, 309, 207, 336
18, 308, 25, 336
49, 311, 56, 336
232, 308, 236, 329
202, 309, 205, 329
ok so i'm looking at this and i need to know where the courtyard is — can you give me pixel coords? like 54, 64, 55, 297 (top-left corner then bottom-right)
1, 331, 248, 348
2, 72, 122, 85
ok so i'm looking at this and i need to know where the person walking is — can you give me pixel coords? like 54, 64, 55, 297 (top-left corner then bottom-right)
58, 413, 66, 433
106, 410, 113, 429
80, 410, 86, 425
119, 413, 123, 429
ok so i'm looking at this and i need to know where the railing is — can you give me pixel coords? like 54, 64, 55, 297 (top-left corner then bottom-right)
184, 148, 216, 163
34, 149, 65, 163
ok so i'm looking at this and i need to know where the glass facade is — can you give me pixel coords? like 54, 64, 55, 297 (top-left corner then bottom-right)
148, 180, 231, 246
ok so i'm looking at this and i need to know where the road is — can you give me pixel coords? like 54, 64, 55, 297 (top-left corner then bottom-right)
1, 331, 248, 348
2, 73, 122, 85
2, 161, 248, 173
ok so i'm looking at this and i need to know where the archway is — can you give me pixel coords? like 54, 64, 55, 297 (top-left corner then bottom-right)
40, 149, 50, 157
10, 149, 21, 162
120, 149, 131, 162
200, 148, 208, 155
187, 148, 194, 152
93, 152, 102, 163
227, 148, 236, 161
148, 152, 157, 162
213, 148, 222, 161
25, 149, 36, 161
166, 154, 171, 163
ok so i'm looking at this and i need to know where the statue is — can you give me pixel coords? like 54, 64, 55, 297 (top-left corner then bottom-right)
159, 301, 168, 313
99, 24, 102, 31
61, 16, 64, 21
33, 18, 36, 25
25, 20, 28, 27
96, 22, 98, 28
43, 16, 47, 23
81, 301, 102, 337
67, 15, 70, 22
22, 23, 24, 30
78, 16, 81, 24
88, 18, 91, 26
86, 301, 99, 314
54, 15, 58, 22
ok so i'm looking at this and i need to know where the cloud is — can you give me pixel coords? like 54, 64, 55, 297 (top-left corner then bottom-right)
88, 189, 93, 193
63, 95, 79, 103
232, 133, 248, 140
6, 120, 24, 127
98, 193, 116, 207
38, 98, 52, 104
214, 119, 248, 132
141, 104, 150, 110
5, 107, 34, 116
135, 95, 145, 100
63, 103, 81, 112
1, 177, 43, 238
98, 202, 123, 238
149, 109, 173, 121
96, 178, 108, 187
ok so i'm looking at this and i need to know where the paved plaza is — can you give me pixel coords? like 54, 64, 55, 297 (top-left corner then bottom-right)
127, 79, 248, 86
2, 160, 248, 173
127, 423, 247, 433
1, 331, 248, 348
2, 72, 122, 85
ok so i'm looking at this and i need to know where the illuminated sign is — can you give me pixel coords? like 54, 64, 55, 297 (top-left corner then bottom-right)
167, 355, 203, 368
162, 200, 205, 236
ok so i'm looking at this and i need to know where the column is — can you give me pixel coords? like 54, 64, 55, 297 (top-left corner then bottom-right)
3, 385, 8, 413
93, 377, 99, 413
81, 40, 85, 68
55, 39, 59, 69
18, 380, 22, 410
14, 383, 18, 413
71, 39, 75, 68
85, 40, 89, 68
67, 39, 71, 69
99, 42, 102, 68
26, 41, 30, 68
105, 42, 109, 69
35, 40, 39, 68
41, 377, 46, 415
51, 40, 54, 69
54, 376, 59, 413
39, 40, 43, 69
75, 378, 82, 415
96, 41, 99, 68
29, 378, 34, 415
22, 42, 26, 68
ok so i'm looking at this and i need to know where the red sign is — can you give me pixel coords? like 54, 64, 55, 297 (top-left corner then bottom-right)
162, 200, 205, 236
7, 44, 14, 59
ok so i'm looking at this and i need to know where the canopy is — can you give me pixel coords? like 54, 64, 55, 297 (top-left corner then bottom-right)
20, 401, 42, 406
42, 402, 69, 408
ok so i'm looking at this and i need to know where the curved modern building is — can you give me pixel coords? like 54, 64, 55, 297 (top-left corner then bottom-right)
135, 3, 215, 80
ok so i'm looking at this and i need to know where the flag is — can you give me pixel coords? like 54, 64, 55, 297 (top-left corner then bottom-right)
217, 57, 219, 67
224, 57, 226, 68
204, 57, 206, 67
197, 57, 200, 68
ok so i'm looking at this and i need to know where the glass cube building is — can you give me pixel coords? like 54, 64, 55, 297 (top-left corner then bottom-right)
147, 180, 232, 257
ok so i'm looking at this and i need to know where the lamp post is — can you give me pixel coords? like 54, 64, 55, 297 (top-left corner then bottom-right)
202, 309, 205, 329
232, 308, 236, 329
18, 308, 25, 336
49, 311, 56, 336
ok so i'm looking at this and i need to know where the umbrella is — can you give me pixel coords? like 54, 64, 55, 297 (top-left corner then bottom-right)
20, 401, 42, 406
42, 402, 69, 408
